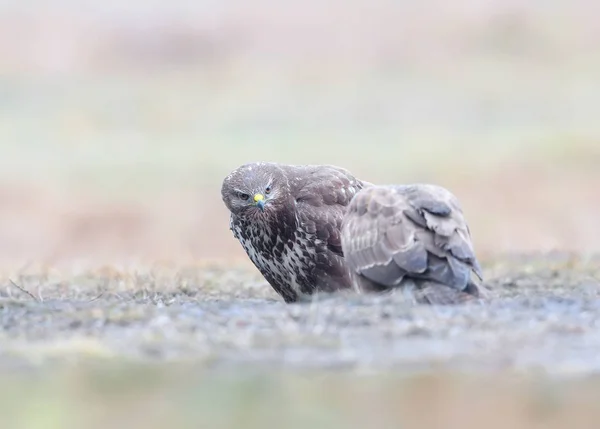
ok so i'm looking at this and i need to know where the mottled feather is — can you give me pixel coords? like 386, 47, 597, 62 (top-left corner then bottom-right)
221, 162, 369, 303
340, 184, 484, 304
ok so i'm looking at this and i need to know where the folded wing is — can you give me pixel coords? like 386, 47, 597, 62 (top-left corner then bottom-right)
340, 184, 482, 295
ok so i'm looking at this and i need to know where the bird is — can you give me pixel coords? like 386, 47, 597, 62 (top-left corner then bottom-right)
221, 161, 370, 303
340, 183, 485, 305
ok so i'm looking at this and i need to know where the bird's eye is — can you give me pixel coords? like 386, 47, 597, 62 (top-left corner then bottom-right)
265, 186, 271, 194
239, 192, 250, 200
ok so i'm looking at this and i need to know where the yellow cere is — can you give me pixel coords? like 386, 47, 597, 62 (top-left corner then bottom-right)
253, 193, 264, 202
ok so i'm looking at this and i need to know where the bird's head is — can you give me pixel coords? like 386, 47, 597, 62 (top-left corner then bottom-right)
221, 162, 287, 219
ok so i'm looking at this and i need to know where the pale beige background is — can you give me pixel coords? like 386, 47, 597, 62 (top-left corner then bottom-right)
1, 1, 599, 270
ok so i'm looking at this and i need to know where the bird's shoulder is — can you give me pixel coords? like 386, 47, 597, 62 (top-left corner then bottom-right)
282, 164, 368, 256
286, 164, 368, 208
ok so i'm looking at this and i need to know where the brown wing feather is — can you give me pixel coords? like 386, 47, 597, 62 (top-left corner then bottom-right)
293, 165, 370, 256
341, 184, 482, 295
290, 165, 371, 291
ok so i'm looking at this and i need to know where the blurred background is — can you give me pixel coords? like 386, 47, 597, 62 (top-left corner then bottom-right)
1, 0, 599, 270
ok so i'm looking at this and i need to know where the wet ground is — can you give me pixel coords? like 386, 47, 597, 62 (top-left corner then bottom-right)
1, 252, 598, 377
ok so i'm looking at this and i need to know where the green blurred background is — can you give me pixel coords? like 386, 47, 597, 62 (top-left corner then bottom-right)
1, 0, 599, 270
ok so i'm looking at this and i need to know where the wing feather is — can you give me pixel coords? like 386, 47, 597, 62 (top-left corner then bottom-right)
293, 165, 369, 253
289, 165, 371, 289
341, 183, 483, 296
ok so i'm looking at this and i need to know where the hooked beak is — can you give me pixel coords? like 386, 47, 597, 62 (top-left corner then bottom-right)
253, 193, 266, 212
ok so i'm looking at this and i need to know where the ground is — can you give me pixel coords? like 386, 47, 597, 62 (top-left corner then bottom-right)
2, 1, 600, 428
1, 253, 600, 428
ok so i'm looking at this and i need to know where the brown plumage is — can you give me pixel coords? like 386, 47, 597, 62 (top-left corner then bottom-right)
221, 162, 369, 303
340, 184, 484, 305
221, 161, 484, 305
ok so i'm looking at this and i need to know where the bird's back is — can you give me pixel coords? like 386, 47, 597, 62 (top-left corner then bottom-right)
340, 183, 484, 304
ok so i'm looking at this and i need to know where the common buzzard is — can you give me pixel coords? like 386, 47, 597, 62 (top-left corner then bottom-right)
221, 162, 369, 303
340, 184, 484, 304
221, 162, 484, 305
